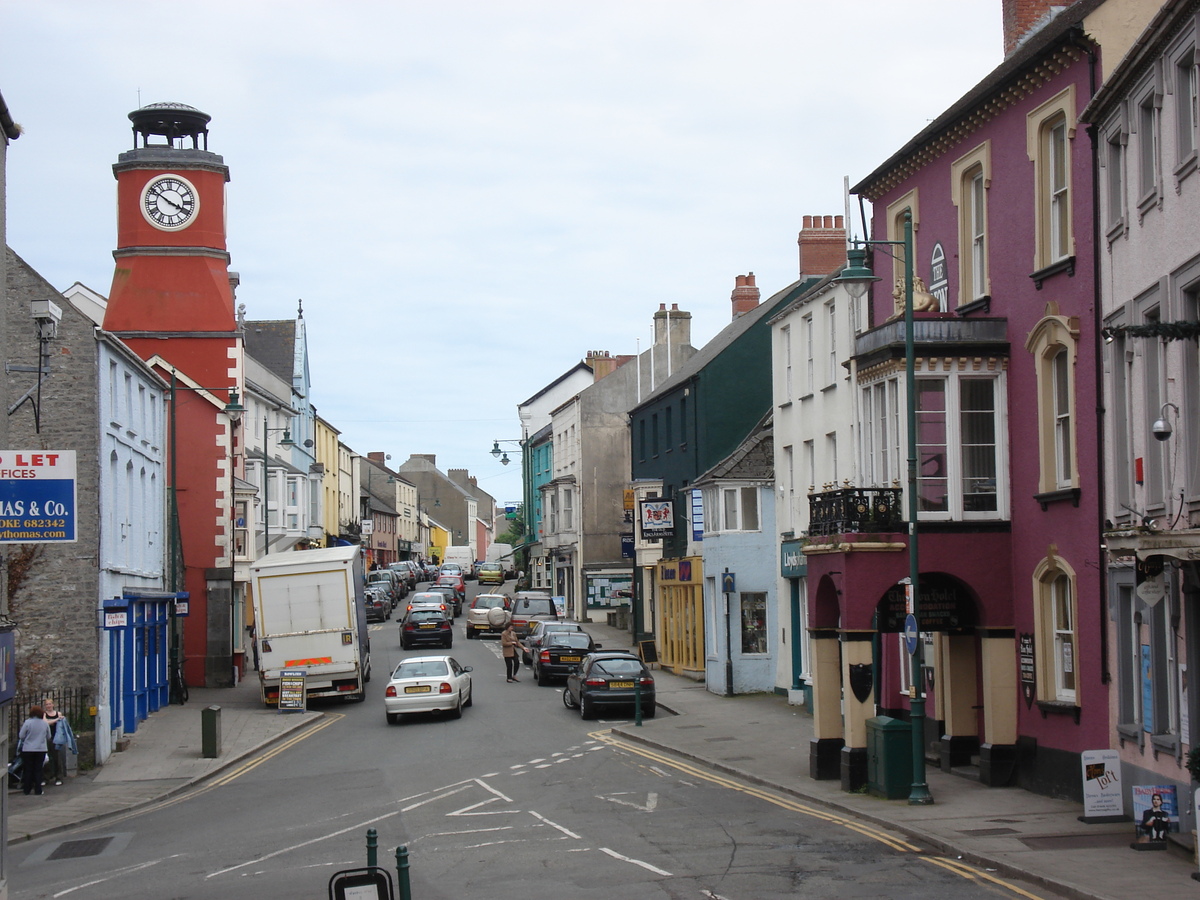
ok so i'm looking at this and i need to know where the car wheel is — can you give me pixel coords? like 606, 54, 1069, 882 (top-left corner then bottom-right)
536, 667, 549, 687
642, 703, 656, 718
450, 696, 463, 719
401, 639, 410, 650
464, 684, 473, 707
386, 712, 400, 725
445, 638, 453, 648
579, 695, 594, 720
466, 629, 476, 640
562, 687, 578, 710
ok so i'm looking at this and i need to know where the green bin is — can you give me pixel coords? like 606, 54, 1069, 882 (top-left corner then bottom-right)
866, 715, 912, 799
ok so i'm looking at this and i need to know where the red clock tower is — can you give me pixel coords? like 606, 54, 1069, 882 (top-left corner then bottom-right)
103, 102, 244, 688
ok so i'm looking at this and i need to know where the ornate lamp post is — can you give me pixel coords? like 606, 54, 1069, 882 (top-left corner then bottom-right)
834, 209, 933, 805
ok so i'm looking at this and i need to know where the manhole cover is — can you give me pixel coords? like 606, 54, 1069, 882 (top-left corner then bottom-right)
48, 837, 114, 860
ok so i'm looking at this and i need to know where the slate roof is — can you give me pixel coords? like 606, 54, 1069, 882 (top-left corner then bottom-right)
244, 319, 296, 383
695, 412, 774, 485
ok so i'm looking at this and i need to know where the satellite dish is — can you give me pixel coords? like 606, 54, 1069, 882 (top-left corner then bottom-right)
486, 606, 509, 627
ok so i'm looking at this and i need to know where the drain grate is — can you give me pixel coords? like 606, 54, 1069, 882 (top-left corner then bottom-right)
48, 837, 114, 860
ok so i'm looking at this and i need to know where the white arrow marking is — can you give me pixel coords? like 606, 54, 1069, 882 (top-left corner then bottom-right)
597, 791, 658, 812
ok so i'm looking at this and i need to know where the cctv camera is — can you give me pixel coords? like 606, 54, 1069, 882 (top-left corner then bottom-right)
1152, 417, 1172, 441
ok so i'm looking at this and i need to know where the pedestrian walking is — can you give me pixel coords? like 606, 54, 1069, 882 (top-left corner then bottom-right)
501, 622, 525, 682
17, 705, 51, 796
42, 698, 66, 785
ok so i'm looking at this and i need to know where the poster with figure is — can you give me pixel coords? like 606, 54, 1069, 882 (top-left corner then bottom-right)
1132, 784, 1177, 845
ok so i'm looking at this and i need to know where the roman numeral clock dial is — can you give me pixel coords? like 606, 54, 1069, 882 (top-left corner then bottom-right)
140, 173, 199, 230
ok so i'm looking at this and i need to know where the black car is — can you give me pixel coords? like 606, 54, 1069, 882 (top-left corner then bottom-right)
510, 591, 560, 637
523, 620, 587, 665
400, 609, 454, 650
422, 583, 462, 617
563, 651, 655, 719
533, 632, 600, 685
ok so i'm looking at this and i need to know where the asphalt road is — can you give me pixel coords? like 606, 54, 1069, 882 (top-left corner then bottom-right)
8, 582, 1068, 900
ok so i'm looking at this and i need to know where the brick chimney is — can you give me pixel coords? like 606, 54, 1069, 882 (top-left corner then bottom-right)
731, 274, 760, 319
797, 215, 847, 278
587, 350, 620, 380
1003, 0, 1063, 56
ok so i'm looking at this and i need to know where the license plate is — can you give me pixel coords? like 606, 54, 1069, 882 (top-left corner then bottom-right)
404, 685, 432, 693
559, 656, 581, 662
418, 624, 437, 629
609, 681, 634, 689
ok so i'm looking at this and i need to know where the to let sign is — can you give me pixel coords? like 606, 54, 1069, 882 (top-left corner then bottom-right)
0, 451, 77, 543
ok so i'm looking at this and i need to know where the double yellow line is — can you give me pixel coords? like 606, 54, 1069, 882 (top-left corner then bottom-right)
209, 714, 342, 787
595, 730, 1047, 900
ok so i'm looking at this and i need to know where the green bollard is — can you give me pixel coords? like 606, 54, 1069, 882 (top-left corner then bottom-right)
396, 844, 412, 900
366, 828, 377, 869
634, 678, 642, 726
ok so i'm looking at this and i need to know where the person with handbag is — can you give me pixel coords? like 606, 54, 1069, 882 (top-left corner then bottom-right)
17, 705, 51, 796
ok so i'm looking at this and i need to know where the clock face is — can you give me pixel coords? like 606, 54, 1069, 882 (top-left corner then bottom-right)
140, 174, 199, 231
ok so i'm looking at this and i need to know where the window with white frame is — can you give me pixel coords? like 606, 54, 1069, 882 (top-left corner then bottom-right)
1105, 126, 1126, 234
782, 325, 793, 401
1027, 87, 1076, 270
1138, 88, 1161, 201
907, 369, 1006, 519
705, 485, 760, 534
827, 302, 838, 386
803, 314, 814, 395
860, 380, 900, 487
826, 432, 838, 486
1026, 313, 1079, 495
804, 440, 815, 493
1176, 42, 1198, 165
562, 488, 574, 531
1034, 555, 1077, 704
951, 141, 990, 304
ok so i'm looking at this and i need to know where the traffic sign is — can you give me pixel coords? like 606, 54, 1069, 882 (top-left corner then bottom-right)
904, 614, 919, 655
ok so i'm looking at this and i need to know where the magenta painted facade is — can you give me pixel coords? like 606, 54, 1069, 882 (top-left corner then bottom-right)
804, 4, 1120, 800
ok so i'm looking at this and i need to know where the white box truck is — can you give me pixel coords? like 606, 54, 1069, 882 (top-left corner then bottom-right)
251, 545, 371, 706
442, 545, 476, 578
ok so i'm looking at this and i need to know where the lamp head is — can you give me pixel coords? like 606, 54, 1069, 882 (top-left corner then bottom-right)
491, 441, 502, 458
223, 388, 244, 423
833, 246, 880, 302
279, 428, 295, 447
500, 453, 510, 466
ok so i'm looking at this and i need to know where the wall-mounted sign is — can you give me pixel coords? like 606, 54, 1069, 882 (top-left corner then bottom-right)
0, 450, 77, 543
1136, 554, 1166, 607
691, 489, 704, 542
104, 611, 129, 629
780, 540, 806, 578
928, 242, 948, 311
639, 499, 674, 540
878, 574, 976, 632
1019, 632, 1036, 708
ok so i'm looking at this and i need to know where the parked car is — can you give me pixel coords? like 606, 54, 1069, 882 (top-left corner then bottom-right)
534, 631, 600, 685
363, 587, 390, 623
563, 651, 655, 719
399, 608, 454, 650
422, 583, 462, 617
388, 561, 418, 590
522, 620, 586, 665
477, 562, 505, 585
466, 593, 511, 639
366, 569, 403, 608
510, 591, 560, 637
384, 655, 472, 723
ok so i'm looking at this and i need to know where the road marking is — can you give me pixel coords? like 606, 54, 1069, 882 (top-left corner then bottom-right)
53, 856, 181, 898
598, 846, 672, 877
210, 713, 342, 786
528, 810, 582, 839
597, 791, 658, 812
596, 732, 1052, 899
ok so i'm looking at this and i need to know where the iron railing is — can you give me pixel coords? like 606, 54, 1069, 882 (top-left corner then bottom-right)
8, 686, 93, 748
807, 485, 903, 536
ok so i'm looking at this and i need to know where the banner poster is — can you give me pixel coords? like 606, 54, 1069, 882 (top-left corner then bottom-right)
1080, 750, 1122, 820
1132, 784, 1177, 847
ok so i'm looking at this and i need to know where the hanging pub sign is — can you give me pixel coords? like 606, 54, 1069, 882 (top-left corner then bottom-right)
639, 498, 674, 540
1019, 633, 1036, 708
928, 243, 949, 311
1135, 554, 1167, 607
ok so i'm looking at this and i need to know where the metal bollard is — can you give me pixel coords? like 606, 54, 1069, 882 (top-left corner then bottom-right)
395, 844, 412, 900
634, 680, 642, 726
366, 828, 377, 869
201, 705, 221, 758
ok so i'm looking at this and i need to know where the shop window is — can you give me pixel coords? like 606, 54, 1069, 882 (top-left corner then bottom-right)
740, 593, 767, 654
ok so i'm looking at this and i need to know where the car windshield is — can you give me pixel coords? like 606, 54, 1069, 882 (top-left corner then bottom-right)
475, 596, 507, 609
367, 573, 390, 583
437, 577, 460, 586
393, 660, 449, 679
592, 658, 643, 677
547, 633, 591, 649
410, 594, 443, 603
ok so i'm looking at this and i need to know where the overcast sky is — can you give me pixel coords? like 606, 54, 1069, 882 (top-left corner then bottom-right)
1, 1, 1002, 507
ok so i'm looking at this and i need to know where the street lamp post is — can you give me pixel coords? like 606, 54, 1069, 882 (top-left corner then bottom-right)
834, 209, 933, 805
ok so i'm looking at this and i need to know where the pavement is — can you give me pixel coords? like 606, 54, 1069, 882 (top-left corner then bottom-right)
8, 616, 1198, 900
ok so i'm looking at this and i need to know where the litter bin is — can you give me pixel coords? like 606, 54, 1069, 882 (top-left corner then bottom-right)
201, 705, 222, 759
866, 715, 912, 799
